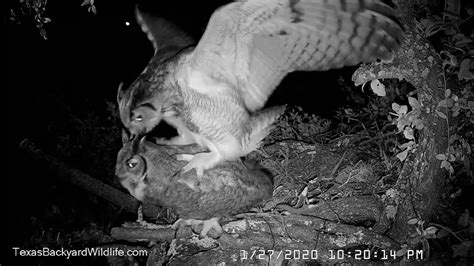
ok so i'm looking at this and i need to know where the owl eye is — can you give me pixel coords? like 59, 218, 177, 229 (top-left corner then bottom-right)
133, 115, 143, 122
126, 158, 140, 168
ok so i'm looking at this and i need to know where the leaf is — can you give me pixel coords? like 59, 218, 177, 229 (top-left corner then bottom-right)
424, 226, 438, 236
448, 163, 454, 173
436, 229, 449, 238
413, 119, 425, 130
452, 242, 472, 258
457, 209, 470, 227
438, 99, 447, 108
397, 117, 411, 131
436, 154, 447, 160
441, 160, 454, 173
446, 98, 454, 107
423, 19, 446, 37
81, 0, 89, 7
408, 236, 422, 245
385, 205, 398, 219
468, 101, 474, 111
408, 97, 421, 109
455, 37, 473, 47
399, 105, 408, 115
396, 248, 408, 257
445, 89, 452, 98
407, 218, 419, 225
440, 50, 457, 69
392, 103, 401, 113
445, 0, 461, 15
436, 110, 447, 119
397, 149, 409, 161
403, 127, 415, 140
370, 79, 386, 96
440, 160, 450, 169
400, 141, 415, 149
449, 134, 459, 143
458, 59, 473, 80
448, 154, 456, 162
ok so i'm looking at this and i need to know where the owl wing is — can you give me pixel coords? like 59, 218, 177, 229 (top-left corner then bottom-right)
135, 6, 194, 61
185, 0, 404, 111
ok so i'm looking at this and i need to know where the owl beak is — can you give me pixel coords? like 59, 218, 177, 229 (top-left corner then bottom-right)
129, 132, 137, 142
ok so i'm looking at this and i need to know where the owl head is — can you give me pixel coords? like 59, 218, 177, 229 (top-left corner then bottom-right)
117, 73, 165, 141
117, 6, 194, 142
116, 133, 183, 202
115, 135, 149, 201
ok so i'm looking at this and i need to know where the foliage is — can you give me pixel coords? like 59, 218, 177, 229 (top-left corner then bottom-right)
81, 0, 97, 14
9, 0, 98, 39
420, 11, 474, 177
55, 100, 122, 182
9, 0, 51, 39
266, 106, 331, 144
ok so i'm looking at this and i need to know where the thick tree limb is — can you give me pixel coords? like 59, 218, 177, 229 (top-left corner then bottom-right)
111, 195, 399, 263
352, 8, 447, 243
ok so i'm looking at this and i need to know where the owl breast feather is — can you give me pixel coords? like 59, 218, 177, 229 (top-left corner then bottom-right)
145, 164, 272, 221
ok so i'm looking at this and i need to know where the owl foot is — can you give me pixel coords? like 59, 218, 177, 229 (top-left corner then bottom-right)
177, 151, 222, 177
153, 130, 196, 145
199, 217, 222, 238
172, 218, 222, 238
153, 137, 169, 145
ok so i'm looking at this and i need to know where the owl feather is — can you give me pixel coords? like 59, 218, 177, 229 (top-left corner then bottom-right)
115, 138, 273, 237
118, 0, 403, 176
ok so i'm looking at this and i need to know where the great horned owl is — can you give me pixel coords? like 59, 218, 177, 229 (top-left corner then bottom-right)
118, 0, 404, 176
115, 137, 273, 237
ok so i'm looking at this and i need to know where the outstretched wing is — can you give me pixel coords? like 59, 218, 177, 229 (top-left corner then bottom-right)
186, 0, 404, 111
135, 6, 194, 59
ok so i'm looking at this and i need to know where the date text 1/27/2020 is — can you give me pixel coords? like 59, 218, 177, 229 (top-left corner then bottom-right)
239, 249, 424, 261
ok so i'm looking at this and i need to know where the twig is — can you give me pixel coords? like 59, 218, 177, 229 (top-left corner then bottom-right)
330, 151, 347, 178
429, 222, 463, 242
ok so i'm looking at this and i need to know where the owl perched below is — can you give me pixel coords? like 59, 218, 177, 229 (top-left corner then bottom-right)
118, 0, 404, 176
115, 137, 273, 237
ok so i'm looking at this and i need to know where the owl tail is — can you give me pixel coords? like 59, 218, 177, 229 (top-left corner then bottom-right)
242, 106, 285, 154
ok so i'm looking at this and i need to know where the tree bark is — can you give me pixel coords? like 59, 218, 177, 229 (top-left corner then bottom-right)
352, 2, 447, 243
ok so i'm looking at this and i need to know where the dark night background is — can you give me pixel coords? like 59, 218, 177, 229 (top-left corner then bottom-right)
7, 0, 350, 261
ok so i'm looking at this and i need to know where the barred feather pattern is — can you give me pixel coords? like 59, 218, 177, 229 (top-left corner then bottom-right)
118, 0, 403, 173
180, 87, 248, 151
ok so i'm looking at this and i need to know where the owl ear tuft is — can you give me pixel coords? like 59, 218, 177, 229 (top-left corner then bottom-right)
139, 135, 147, 145
121, 128, 130, 145
117, 82, 125, 104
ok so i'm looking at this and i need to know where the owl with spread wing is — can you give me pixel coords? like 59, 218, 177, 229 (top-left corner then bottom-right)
118, 0, 404, 176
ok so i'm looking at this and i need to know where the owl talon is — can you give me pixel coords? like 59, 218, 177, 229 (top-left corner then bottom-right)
199, 217, 222, 238
171, 218, 185, 229
176, 154, 194, 161
177, 152, 222, 177
153, 137, 168, 145
171, 218, 222, 238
